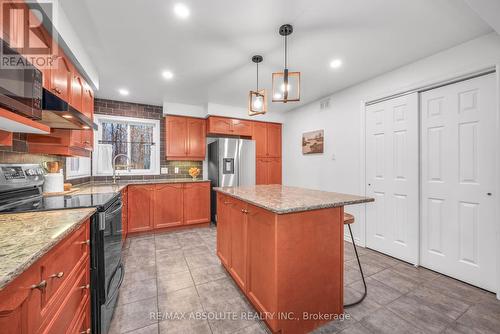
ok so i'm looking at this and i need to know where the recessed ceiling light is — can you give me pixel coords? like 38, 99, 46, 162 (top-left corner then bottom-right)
162, 70, 174, 80
330, 59, 343, 69
174, 3, 190, 19
118, 88, 129, 96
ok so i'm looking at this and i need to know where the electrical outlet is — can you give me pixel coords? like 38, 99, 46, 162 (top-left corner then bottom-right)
174, 167, 179, 174
160, 167, 168, 174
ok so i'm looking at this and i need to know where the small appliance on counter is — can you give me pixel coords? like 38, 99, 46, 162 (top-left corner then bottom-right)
0, 163, 123, 334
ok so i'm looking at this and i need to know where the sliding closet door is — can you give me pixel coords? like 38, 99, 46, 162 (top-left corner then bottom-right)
365, 93, 419, 263
420, 73, 497, 292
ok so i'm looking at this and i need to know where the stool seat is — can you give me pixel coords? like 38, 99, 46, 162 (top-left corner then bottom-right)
344, 212, 355, 225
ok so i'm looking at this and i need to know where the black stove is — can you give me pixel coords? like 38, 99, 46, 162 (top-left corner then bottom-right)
0, 164, 123, 334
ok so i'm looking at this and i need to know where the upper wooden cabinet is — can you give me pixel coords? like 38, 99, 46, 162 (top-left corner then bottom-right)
165, 116, 206, 160
27, 129, 92, 157
252, 122, 282, 158
207, 116, 253, 137
70, 72, 84, 111
50, 50, 72, 101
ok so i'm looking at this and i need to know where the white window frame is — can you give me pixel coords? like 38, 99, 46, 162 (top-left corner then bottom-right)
65, 156, 91, 180
92, 114, 160, 176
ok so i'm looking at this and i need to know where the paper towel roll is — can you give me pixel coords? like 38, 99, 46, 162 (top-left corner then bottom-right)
43, 173, 64, 193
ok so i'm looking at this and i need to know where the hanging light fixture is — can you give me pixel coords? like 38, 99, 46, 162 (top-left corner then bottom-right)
272, 24, 300, 103
248, 55, 267, 116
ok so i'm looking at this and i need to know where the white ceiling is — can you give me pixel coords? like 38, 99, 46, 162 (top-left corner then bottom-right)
60, 0, 491, 112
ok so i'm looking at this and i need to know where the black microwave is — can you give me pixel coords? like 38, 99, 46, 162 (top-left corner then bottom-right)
0, 39, 43, 119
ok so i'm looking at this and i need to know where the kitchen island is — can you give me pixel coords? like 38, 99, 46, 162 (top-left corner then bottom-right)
214, 185, 373, 334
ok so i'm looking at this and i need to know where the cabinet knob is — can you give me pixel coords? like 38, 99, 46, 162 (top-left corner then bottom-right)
80, 239, 90, 246
49, 272, 64, 279
80, 329, 91, 334
79, 284, 90, 290
31, 280, 47, 290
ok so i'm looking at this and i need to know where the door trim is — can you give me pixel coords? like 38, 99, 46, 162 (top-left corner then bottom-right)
360, 65, 500, 297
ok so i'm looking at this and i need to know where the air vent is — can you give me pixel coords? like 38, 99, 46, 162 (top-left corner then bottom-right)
320, 99, 331, 110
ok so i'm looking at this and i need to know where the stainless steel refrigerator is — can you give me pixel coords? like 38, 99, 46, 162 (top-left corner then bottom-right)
208, 138, 255, 223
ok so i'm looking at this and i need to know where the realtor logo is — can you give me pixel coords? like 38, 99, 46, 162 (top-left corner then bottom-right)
1, 0, 57, 69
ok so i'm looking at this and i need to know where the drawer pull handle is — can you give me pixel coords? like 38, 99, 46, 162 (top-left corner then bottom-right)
31, 280, 47, 290
80, 329, 91, 334
79, 284, 90, 290
80, 240, 90, 246
50, 272, 64, 279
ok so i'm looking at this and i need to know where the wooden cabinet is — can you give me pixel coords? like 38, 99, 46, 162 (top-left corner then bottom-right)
207, 116, 252, 136
246, 204, 278, 331
154, 183, 183, 228
0, 218, 90, 334
127, 185, 155, 233
82, 83, 94, 120
165, 116, 206, 160
228, 199, 248, 291
27, 129, 92, 157
256, 157, 282, 185
122, 187, 128, 242
216, 194, 231, 267
125, 181, 211, 236
50, 50, 71, 101
0, 130, 13, 146
183, 182, 210, 225
70, 71, 84, 111
252, 122, 281, 158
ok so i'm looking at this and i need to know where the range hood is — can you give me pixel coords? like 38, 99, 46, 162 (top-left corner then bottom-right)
40, 89, 97, 130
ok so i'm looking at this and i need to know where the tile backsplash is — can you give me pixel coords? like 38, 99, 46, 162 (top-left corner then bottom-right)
0, 99, 204, 183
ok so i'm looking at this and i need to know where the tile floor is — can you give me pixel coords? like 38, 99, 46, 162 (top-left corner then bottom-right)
109, 226, 500, 334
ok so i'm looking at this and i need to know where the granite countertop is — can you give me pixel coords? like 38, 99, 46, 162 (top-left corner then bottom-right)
215, 185, 374, 214
0, 208, 96, 289
72, 178, 210, 195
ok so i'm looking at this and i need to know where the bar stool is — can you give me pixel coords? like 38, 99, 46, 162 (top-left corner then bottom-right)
344, 212, 367, 307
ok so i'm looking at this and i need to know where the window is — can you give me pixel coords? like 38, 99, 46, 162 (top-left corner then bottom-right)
66, 157, 91, 179
93, 115, 160, 176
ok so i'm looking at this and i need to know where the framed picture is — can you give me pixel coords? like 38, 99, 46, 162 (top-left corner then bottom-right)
302, 130, 324, 154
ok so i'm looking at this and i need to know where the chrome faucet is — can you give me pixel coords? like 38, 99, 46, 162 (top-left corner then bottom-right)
112, 154, 132, 184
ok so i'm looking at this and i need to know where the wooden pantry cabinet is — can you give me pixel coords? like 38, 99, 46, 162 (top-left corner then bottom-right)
0, 219, 91, 334
165, 116, 206, 160
127, 182, 210, 235
256, 157, 282, 185
252, 122, 281, 158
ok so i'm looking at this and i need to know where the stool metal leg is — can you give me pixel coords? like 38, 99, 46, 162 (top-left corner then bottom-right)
344, 224, 367, 308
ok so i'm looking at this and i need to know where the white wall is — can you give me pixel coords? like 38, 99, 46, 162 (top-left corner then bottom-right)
163, 102, 285, 124
282, 32, 500, 245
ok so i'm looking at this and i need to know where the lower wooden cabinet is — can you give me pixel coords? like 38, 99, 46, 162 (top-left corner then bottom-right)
127, 182, 211, 235
216, 194, 231, 267
256, 157, 282, 185
228, 198, 248, 291
127, 184, 155, 233
121, 187, 128, 242
0, 219, 90, 334
154, 183, 184, 228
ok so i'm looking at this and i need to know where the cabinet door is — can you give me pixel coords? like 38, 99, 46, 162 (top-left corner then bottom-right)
208, 117, 232, 135
216, 194, 231, 267
252, 122, 268, 157
267, 123, 282, 158
166, 116, 187, 158
187, 118, 206, 159
51, 51, 71, 101
256, 158, 268, 185
228, 199, 248, 291
82, 83, 94, 119
267, 158, 282, 185
154, 184, 183, 228
246, 204, 278, 331
127, 185, 154, 233
70, 72, 83, 112
231, 119, 252, 136
183, 182, 210, 225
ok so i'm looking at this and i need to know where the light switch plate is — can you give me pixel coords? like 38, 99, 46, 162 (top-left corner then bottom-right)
161, 167, 168, 174
174, 167, 179, 174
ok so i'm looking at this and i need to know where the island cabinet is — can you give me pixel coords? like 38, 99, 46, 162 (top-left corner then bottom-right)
127, 182, 210, 235
215, 192, 345, 334
165, 116, 206, 160
0, 219, 91, 334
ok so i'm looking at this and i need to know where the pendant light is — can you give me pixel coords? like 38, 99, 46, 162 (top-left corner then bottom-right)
272, 24, 300, 103
248, 55, 267, 116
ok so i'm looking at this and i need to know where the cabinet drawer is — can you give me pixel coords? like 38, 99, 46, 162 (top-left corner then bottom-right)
41, 261, 90, 334
67, 295, 90, 334
41, 220, 89, 313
